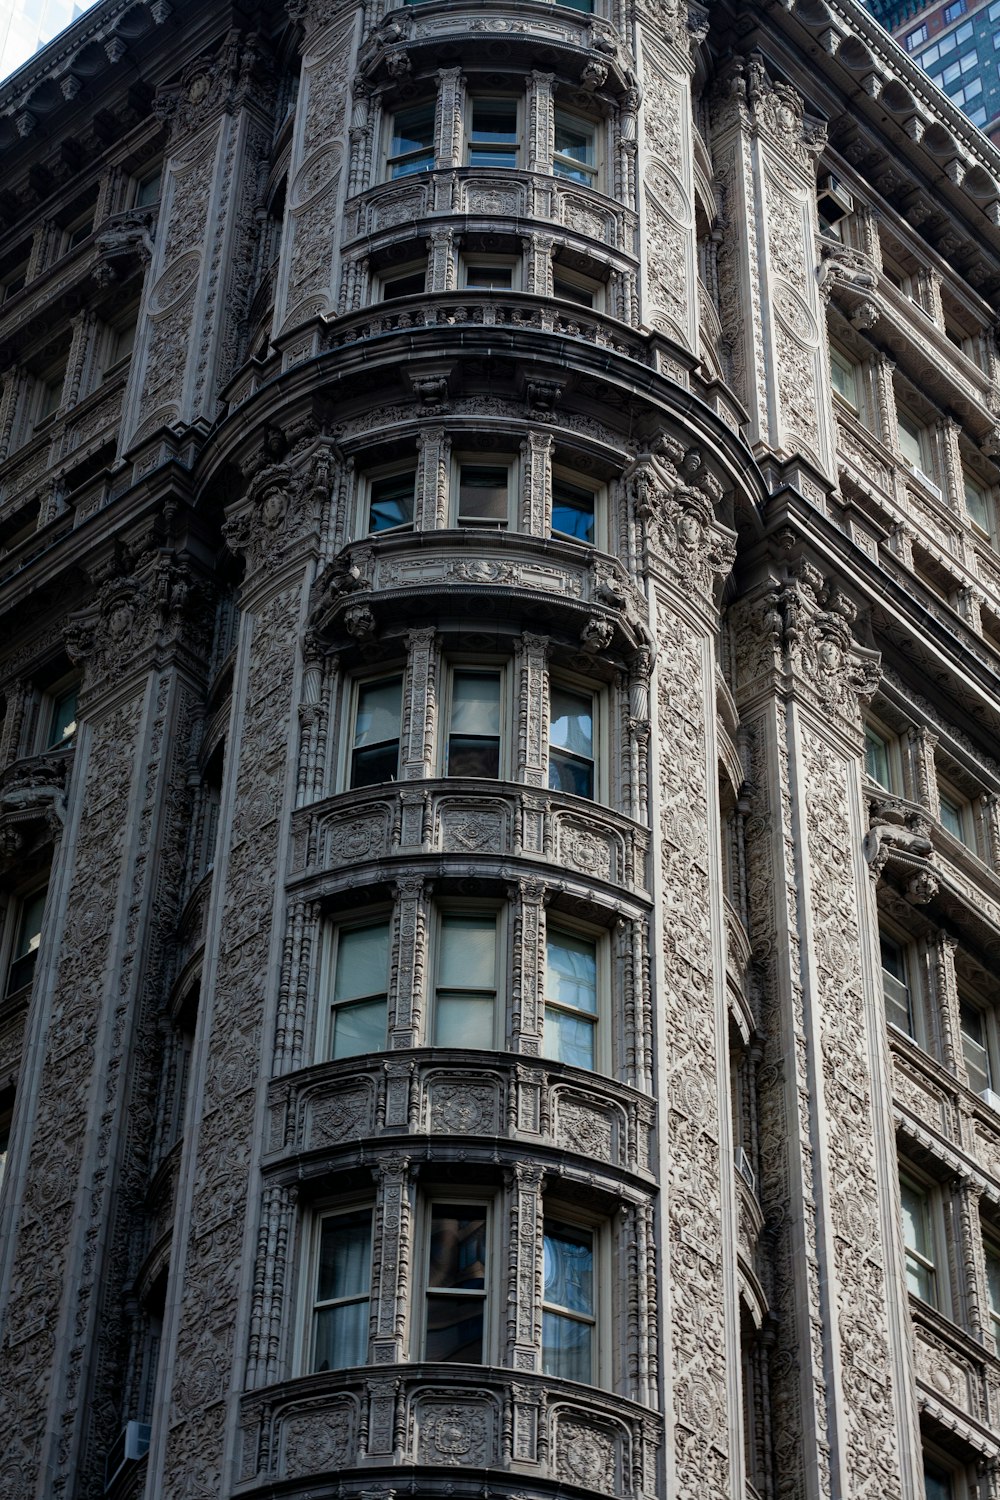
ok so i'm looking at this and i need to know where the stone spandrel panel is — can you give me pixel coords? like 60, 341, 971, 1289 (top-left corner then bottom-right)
154, 581, 303, 1495
637, 28, 697, 351
272, 8, 358, 338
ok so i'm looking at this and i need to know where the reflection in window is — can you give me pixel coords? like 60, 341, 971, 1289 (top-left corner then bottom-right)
327, 922, 390, 1059
543, 928, 598, 1069
426, 1204, 488, 1361
389, 104, 436, 177
551, 475, 595, 543
549, 687, 594, 798
368, 472, 415, 533
312, 1209, 372, 1371
468, 99, 518, 168
553, 112, 597, 186
434, 914, 497, 1048
447, 671, 501, 777
542, 1220, 595, 1382
351, 677, 402, 787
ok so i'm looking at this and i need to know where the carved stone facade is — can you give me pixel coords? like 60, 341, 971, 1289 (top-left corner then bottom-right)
0, 1, 999, 1499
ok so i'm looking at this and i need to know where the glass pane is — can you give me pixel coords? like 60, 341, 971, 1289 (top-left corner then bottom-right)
435, 993, 495, 1048
542, 1309, 593, 1382
447, 737, 500, 777
556, 0, 594, 11
313, 1299, 369, 1371
369, 474, 415, 531
351, 741, 400, 787
965, 476, 990, 531
923, 1465, 953, 1500
392, 153, 434, 178
987, 1248, 1000, 1323
382, 270, 427, 299
135, 172, 161, 206
47, 686, 78, 746
553, 275, 595, 309
552, 479, 595, 542
549, 750, 594, 799
960, 1001, 991, 1092
864, 728, 890, 788
900, 1181, 934, 1298
458, 465, 509, 522
543, 1006, 596, 1069
317, 1211, 371, 1301
465, 265, 513, 289
471, 100, 517, 142
426, 1295, 484, 1362
546, 931, 597, 1014
939, 796, 965, 841
14, 890, 46, 961
829, 350, 857, 406
544, 1222, 593, 1314
331, 997, 386, 1059
550, 688, 593, 758
354, 678, 402, 748
897, 412, 924, 469
429, 1207, 487, 1287
439, 915, 496, 988
392, 105, 435, 158
451, 673, 501, 735
334, 923, 390, 1002
555, 117, 594, 166
879, 937, 912, 1034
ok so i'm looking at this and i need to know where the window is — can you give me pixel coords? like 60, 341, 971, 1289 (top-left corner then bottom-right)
349, 676, 402, 787
905, 23, 928, 48
0, 1103, 9, 1192
324, 920, 390, 1059
467, 98, 519, 169
829, 346, 859, 410
964, 473, 993, 536
461, 257, 517, 291
542, 1218, 596, 1382
552, 265, 602, 309
133, 168, 161, 208
896, 407, 937, 492
943, 0, 966, 21
104, 311, 137, 374
923, 1460, 954, 1500
454, 456, 513, 528
543, 926, 598, 1068
880, 934, 914, 1036
388, 103, 436, 178
445, 669, 502, 777
549, 685, 595, 799
553, 110, 598, 187
551, 472, 597, 544
433, 911, 499, 1048
985, 1238, 1000, 1351
310, 1207, 372, 1371
65, 212, 94, 251
34, 361, 67, 428
46, 682, 78, 748
959, 995, 994, 1095
938, 784, 972, 846
365, 468, 416, 534
900, 1175, 938, 1304
864, 725, 894, 790
425, 1201, 489, 1361
6, 888, 46, 996
2, 263, 26, 303
380, 262, 427, 300
556, 0, 594, 10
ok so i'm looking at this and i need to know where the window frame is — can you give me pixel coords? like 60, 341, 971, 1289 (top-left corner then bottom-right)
879, 927, 919, 1041
131, 166, 162, 209
451, 450, 517, 530
379, 260, 429, 301
386, 100, 437, 179
958, 981, 1000, 1102
320, 915, 392, 1062
863, 719, 900, 794
344, 672, 404, 790
899, 1170, 945, 1310
984, 1233, 1000, 1354
4, 884, 48, 999
419, 1194, 496, 1364
306, 1201, 374, 1374
828, 344, 859, 413
937, 778, 974, 849
541, 1207, 608, 1387
963, 471, 995, 540
430, 903, 505, 1051
548, 675, 601, 802
441, 661, 509, 781
895, 404, 939, 494
552, 263, 604, 311
459, 254, 520, 292
550, 466, 602, 547
38, 673, 80, 752
541, 916, 606, 1073
360, 461, 418, 536
466, 94, 522, 171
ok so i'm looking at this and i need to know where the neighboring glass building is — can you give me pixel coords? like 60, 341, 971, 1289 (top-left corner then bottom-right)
866, 0, 1000, 143
0, 0, 99, 81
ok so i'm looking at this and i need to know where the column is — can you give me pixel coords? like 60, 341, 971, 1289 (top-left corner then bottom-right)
931, 932, 963, 1080
710, 57, 834, 475
371, 1155, 414, 1366
507, 1162, 544, 1369
428, 226, 456, 292
62, 308, 98, 412
245, 1183, 296, 1389
522, 232, 554, 299
0, 364, 27, 461
415, 428, 450, 530
519, 430, 552, 534
955, 1177, 989, 1344
731, 542, 920, 1500
902, 725, 939, 814
933, 415, 965, 515
872, 352, 900, 453
511, 878, 545, 1055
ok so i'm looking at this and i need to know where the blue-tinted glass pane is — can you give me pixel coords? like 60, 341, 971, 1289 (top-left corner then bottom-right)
552, 480, 595, 542
546, 931, 596, 1013
48, 687, 77, 745
369, 473, 414, 531
542, 1310, 592, 1381
331, 997, 386, 1059
543, 1006, 595, 1069
313, 1299, 369, 1371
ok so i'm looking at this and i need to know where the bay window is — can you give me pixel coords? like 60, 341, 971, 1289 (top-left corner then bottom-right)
365, 469, 416, 534
543, 926, 598, 1069
349, 676, 402, 788
324, 920, 390, 1059
388, 103, 436, 178
542, 1218, 596, 1382
454, 456, 513, 528
467, 98, 519, 169
553, 110, 598, 187
551, 471, 597, 544
548, 684, 596, 799
311, 1207, 373, 1371
433, 911, 499, 1048
445, 669, 502, 777
425, 1201, 489, 1362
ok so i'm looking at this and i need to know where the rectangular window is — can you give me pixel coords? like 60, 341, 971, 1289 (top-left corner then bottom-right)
425, 1202, 488, 1361
366, 470, 416, 533
553, 110, 598, 187
985, 1240, 1000, 1350
47, 683, 78, 747
939, 29, 957, 55
964, 473, 992, 535
556, 0, 594, 10
350, 676, 402, 787
455, 459, 512, 528
549, 685, 595, 799
381, 263, 428, 300
311, 1208, 372, 1371
461, 259, 516, 291
829, 346, 858, 410
943, 0, 966, 21
388, 103, 436, 177
905, 23, 928, 48
542, 1219, 595, 1382
468, 98, 519, 169
543, 927, 598, 1069
326, 921, 390, 1059
34, 362, 67, 427
923, 1462, 953, 1500
6, 889, 46, 995
134, 169, 162, 207
959, 999, 992, 1094
897, 408, 933, 484
446, 669, 502, 777
433, 912, 498, 1048
880, 934, 914, 1036
864, 725, 893, 789
553, 267, 601, 309
551, 473, 596, 544
938, 788, 971, 845
900, 1176, 937, 1304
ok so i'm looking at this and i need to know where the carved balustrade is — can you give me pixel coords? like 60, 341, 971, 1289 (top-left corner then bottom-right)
264, 1051, 655, 1178
236, 1365, 661, 1495
291, 782, 651, 896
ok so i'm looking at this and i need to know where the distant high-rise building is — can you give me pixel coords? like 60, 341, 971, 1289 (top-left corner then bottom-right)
866, 0, 1000, 144
0, 0, 99, 82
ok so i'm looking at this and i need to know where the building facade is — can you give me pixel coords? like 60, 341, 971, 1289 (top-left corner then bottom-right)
0, 0, 999, 1498
865, 0, 1000, 146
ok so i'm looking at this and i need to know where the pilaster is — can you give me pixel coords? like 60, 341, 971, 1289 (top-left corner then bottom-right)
519, 430, 553, 534
415, 427, 450, 530
902, 725, 939, 815
526, 71, 554, 175
400, 627, 440, 781
511, 878, 545, 1054
435, 67, 465, 171
637, 28, 697, 350
515, 633, 549, 786
390, 876, 427, 1049
0, 364, 28, 461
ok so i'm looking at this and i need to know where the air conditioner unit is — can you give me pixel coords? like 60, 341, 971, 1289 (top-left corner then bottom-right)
105, 1421, 151, 1490
980, 1088, 1000, 1115
735, 1146, 756, 1193
817, 173, 855, 224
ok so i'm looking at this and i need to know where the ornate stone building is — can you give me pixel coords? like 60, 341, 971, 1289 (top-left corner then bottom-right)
0, 0, 999, 1496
